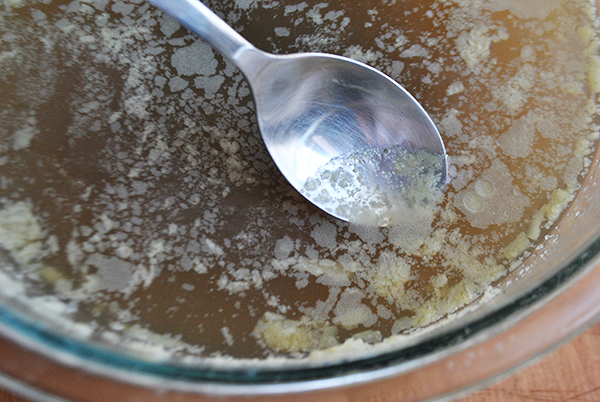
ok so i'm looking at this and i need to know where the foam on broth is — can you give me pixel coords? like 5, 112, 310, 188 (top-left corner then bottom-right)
0, 0, 598, 362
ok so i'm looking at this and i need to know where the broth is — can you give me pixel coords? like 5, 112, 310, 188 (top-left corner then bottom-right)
0, 0, 598, 360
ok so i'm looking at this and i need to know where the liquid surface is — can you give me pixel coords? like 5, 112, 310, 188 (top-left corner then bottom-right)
0, 0, 598, 362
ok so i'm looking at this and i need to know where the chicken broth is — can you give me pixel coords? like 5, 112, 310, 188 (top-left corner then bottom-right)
0, 0, 598, 361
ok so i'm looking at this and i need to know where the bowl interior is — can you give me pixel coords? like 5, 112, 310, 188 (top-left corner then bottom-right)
0, 0, 599, 383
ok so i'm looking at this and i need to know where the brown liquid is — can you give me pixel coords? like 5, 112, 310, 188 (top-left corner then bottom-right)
0, 0, 598, 359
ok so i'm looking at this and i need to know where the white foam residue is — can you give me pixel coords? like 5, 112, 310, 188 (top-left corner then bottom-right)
0, 0, 597, 365
455, 160, 531, 229
301, 147, 445, 228
13, 117, 38, 151
483, 0, 566, 20
0, 201, 45, 266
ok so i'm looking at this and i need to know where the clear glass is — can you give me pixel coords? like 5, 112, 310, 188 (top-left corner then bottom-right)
0, 0, 600, 401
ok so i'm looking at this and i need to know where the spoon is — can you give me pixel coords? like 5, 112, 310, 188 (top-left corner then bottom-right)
149, 0, 447, 226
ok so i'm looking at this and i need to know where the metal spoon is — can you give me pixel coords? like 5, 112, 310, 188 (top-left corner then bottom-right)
149, 0, 447, 225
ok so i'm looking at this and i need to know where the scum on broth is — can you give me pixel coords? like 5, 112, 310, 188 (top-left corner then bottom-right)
0, 0, 599, 361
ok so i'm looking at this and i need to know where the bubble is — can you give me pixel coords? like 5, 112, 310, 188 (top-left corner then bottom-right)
463, 191, 485, 213
475, 179, 496, 197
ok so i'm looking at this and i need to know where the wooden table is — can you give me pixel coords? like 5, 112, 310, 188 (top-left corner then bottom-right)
2, 321, 600, 402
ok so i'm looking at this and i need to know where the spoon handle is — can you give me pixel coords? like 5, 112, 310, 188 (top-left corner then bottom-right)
148, 0, 257, 64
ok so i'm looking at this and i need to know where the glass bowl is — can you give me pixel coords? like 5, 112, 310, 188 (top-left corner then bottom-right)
0, 0, 600, 401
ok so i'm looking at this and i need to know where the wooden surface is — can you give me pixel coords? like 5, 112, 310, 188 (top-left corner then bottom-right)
1, 321, 600, 402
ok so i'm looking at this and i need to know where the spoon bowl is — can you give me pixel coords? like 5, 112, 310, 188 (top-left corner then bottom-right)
150, 0, 447, 224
